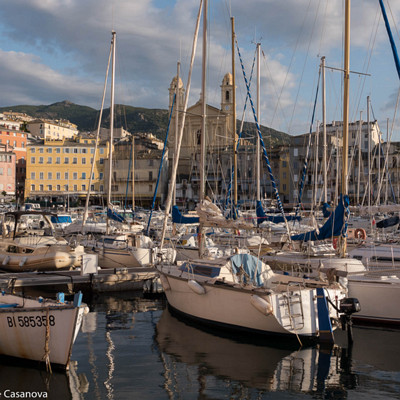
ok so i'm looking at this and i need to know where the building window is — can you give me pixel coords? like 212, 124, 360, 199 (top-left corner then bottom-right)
73, 185, 77, 191
31, 148, 36, 153
149, 184, 153, 192
82, 172, 86, 179
39, 172, 44, 180
48, 172, 52, 180
73, 157, 78, 164
39, 184, 44, 191
64, 157, 69, 164
149, 171, 153, 180
31, 172, 35, 179
47, 157, 52, 164
100, 148, 104, 154
56, 148, 61, 153
65, 172, 69, 179
56, 185, 61, 191
91, 185, 94, 191
82, 158, 86, 164
39, 157, 44, 164
0, 168, 3, 175
47, 185, 52, 191
56, 157, 61, 164
47, 148, 52, 153
100, 185, 104, 192
100, 158, 104, 164
74, 148, 78, 154
82, 184, 86, 191
64, 184, 69, 191
99, 172, 104, 179
56, 172, 61, 179
225, 90, 229, 101
39, 148, 44, 153
31, 184, 35, 191
73, 172, 78, 180
64, 148, 70, 154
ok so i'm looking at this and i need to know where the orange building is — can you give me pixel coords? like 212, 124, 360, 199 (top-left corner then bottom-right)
0, 128, 27, 199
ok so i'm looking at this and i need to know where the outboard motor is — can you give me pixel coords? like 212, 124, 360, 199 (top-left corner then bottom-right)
339, 297, 361, 344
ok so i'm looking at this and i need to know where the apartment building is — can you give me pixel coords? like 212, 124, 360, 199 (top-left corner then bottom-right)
25, 135, 108, 207
27, 119, 78, 140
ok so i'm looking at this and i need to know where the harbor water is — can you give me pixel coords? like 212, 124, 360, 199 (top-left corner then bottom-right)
0, 292, 400, 399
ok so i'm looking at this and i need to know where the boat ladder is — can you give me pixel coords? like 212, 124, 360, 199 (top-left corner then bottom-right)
280, 283, 305, 330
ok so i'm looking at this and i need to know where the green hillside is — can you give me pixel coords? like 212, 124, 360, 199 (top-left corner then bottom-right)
0, 100, 289, 146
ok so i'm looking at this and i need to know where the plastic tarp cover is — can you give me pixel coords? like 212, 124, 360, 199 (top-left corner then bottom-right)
230, 253, 263, 286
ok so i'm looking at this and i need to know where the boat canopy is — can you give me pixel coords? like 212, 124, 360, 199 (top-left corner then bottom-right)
291, 194, 349, 242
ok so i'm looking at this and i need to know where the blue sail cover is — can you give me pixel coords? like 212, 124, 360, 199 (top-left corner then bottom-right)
291, 194, 349, 242
256, 201, 301, 226
172, 205, 199, 224
376, 215, 400, 229
107, 208, 125, 223
322, 202, 333, 218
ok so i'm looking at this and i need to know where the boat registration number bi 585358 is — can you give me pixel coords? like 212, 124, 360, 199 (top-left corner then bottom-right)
6, 315, 56, 328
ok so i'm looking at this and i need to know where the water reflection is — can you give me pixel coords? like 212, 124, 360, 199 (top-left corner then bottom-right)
0, 361, 88, 399
155, 308, 400, 399
4, 294, 398, 399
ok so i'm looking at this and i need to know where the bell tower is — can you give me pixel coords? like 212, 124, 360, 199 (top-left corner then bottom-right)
168, 75, 185, 114
220, 73, 233, 114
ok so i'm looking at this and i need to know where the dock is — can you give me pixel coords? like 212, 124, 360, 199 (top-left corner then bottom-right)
0, 267, 162, 294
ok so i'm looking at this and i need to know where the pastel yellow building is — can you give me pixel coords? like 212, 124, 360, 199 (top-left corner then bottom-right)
25, 135, 109, 206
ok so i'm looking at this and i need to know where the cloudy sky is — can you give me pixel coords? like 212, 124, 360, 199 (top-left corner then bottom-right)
0, 0, 400, 138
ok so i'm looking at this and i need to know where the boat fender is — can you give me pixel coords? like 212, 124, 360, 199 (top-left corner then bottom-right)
19, 257, 28, 267
332, 237, 338, 249
354, 228, 367, 240
159, 274, 171, 291
188, 279, 206, 295
250, 295, 273, 316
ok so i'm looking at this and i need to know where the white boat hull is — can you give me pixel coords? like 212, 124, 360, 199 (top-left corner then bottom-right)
158, 266, 343, 341
348, 275, 400, 325
0, 294, 87, 369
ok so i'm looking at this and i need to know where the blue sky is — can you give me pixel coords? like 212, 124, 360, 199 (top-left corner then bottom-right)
0, 0, 400, 139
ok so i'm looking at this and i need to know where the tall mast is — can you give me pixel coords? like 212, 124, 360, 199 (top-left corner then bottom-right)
256, 42, 261, 202
106, 30, 116, 235
321, 56, 327, 203
198, 0, 207, 257
231, 17, 238, 210
340, 0, 350, 256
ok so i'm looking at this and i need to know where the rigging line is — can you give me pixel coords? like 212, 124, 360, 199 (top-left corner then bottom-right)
294, 67, 321, 218
287, 0, 321, 135
351, 6, 380, 123
236, 40, 290, 235
268, 0, 314, 133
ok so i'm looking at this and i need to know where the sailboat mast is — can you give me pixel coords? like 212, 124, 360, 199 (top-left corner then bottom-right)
198, 0, 207, 257
232, 17, 238, 210
321, 56, 327, 203
256, 42, 261, 202
342, 1, 350, 197
340, 0, 350, 256
107, 30, 116, 234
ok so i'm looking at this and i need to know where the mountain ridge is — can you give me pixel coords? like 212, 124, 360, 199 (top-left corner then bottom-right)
0, 100, 290, 146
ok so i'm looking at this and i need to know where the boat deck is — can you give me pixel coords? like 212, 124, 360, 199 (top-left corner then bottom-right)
0, 266, 160, 293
